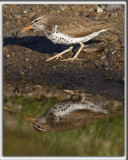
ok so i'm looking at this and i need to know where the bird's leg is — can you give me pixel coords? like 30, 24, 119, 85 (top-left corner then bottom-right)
46, 46, 73, 61
61, 42, 85, 61
72, 42, 85, 60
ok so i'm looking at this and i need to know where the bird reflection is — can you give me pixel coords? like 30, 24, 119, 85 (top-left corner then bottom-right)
27, 91, 123, 132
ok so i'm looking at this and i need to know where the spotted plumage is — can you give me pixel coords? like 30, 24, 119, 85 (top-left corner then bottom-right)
32, 98, 109, 132
25, 90, 123, 132
21, 13, 115, 61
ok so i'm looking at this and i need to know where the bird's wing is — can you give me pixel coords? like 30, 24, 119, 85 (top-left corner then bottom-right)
57, 109, 111, 130
46, 13, 113, 38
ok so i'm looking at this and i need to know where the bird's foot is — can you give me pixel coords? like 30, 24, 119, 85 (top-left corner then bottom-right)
46, 54, 62, 61
46, 46, 73, 61
61, 57, 84, 61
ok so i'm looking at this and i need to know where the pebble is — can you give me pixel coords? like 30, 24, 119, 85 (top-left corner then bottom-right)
14, 14, 21, 19
29, 12, 36, 19
6, 54, 10, 58
108, 34, 119, 43
100, 5, 107, 10
97, 7, 103, 13
110, 50, 116, 55
59, 6, 65, 12
114, 42, 121, 49
106, 4, 123, 11
5, 21, 10, 25
8, 15, 13, 19
104, 61, 109, 67
88, 8, 93, 12
11, 52, 15, 56
111, 12, 119, 17
3, 47, 8, 53
101, 56, 106, 60
23, 9, 29, 14
57, 10, 61, 14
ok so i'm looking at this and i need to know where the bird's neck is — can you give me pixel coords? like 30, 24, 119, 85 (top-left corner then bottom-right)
35, 23, 48, 37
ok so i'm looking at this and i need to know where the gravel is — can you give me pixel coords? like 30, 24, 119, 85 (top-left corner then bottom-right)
3, 4, 124, 100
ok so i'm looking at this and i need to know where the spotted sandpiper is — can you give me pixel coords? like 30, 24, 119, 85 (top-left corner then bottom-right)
20, 13, 115, 61
27, 93, 113, 132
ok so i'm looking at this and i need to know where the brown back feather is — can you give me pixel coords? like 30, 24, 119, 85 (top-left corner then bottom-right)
44, 13, 116, 38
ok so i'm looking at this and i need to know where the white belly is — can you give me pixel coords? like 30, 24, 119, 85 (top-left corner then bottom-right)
47, 29, 107, 45
47, 32, 85, 45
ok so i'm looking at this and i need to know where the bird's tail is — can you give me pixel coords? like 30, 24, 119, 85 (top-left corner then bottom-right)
82, 29, 107, 43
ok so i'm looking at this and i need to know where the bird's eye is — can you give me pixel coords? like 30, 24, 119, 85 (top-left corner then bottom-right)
35, 20, 38, 23
37, 125, 40, 128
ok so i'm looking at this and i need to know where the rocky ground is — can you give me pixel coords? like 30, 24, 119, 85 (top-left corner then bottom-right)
3, 4, 124, 102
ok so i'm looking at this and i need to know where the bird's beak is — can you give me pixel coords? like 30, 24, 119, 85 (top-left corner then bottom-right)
26, 117, 36, 123
20, 25, 33, 33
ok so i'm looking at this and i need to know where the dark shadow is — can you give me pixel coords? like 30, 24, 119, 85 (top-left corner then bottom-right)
3, 36, 102, 54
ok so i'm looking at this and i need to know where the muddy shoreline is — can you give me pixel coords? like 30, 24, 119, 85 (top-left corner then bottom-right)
3, 4, 124, 102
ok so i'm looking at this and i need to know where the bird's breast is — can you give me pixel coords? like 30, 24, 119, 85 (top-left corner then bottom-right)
46, 31, 86, 45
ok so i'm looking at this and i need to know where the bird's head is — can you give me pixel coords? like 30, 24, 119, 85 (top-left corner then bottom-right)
26, 116, 50, 133
20, 16, 47, 33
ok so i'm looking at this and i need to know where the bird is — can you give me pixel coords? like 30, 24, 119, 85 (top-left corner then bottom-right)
20, 13, 115, 61
3, 90, 123, 133
26, 91, 122, 133
27, 99, 109, 132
